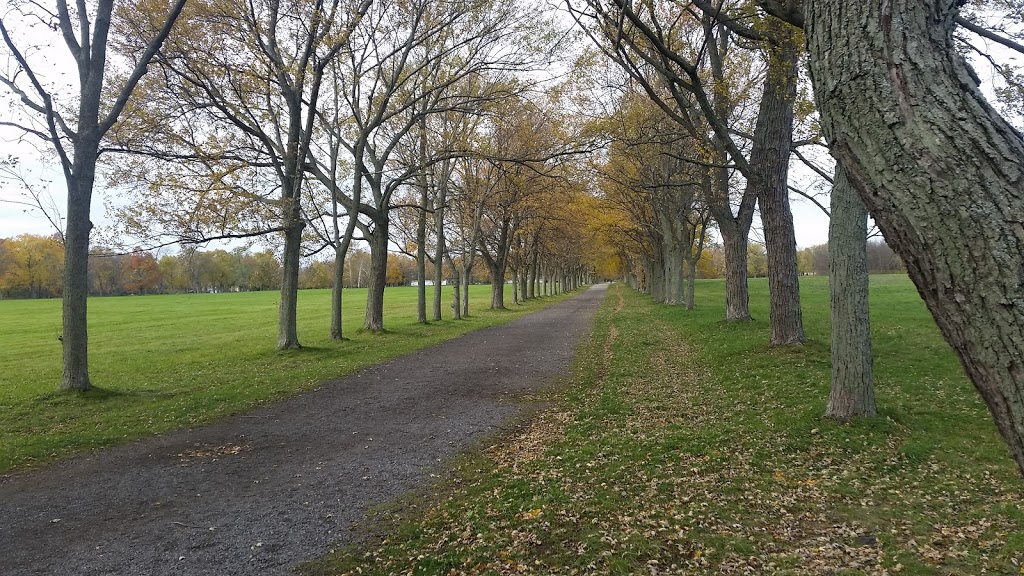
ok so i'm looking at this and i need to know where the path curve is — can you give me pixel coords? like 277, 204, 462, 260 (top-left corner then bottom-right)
1, 285, 607, 576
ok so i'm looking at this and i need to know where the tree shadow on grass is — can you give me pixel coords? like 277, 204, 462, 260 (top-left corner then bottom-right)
35, 386, 176, 405
274, 345, 339, 359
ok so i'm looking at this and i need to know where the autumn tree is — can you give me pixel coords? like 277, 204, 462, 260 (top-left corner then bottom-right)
0, 234, 64, 298
304, 0, 549, 332
569, 0, 805, 344
114, 0, 368, 348
0, 0, 186, 389
756, 1, 1024, 473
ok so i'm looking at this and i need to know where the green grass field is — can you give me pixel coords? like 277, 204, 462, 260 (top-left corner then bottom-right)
0, 285, 570, 473
303, 275, 1024, 576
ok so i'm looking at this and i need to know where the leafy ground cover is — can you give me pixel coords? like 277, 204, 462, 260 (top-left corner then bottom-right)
0, 285, 568, 473
303, 276, 1024, 575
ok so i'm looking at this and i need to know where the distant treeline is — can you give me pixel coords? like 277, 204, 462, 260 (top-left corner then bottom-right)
0, 234, 495, 299
796, 239, 905, 276
675, 239, 905, 280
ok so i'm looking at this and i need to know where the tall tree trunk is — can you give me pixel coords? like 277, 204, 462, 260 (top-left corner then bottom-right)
489, 261, 505, 309
416, 120, 428, 324
330, 164, 360, 341
512, 269, 519, 304
527, 251, 538, 299
448, 260, 461, 320
462, 260, 473, 317
750, 21, 804, 345
61, 160, 96, 391
433, 177, 448, 321
826, 166, 875, 420
278, 198, 303, 349
331, 248, 346, 340
363, 217, 389, 332
519, 263, 528, 301
807, 0, 1024, 473
416, 190, 427, 324
685, 258, 697, 310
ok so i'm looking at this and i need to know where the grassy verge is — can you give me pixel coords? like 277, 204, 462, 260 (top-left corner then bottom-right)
0, 285, 573, 473
302, 276, 1024, 575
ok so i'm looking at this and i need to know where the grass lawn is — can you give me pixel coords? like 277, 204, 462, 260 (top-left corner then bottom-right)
302, 275, 1024, 576
0, 284, 571, 473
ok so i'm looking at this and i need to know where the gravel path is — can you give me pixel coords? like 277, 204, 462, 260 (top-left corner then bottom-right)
0, 285, 605, 576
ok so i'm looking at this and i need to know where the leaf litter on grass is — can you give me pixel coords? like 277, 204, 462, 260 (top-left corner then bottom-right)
307, 284, 1024, 576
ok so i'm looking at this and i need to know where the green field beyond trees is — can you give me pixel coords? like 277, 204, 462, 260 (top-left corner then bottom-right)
0, 285, 567, 473
302, 277, 1024, 576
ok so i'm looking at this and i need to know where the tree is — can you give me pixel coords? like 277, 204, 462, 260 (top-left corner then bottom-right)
825, 167, 875, 420
0, 235, 64, 298
150, 0, 368, 347
569, 1, 806, 343
158, 254, 190, 293
123, 250, 163, 294
0, 0, 187, 390
777, 1, 1024, 473
305, 0, 547, 331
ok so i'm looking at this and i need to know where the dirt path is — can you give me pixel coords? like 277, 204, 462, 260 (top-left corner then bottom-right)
1, 285, 607, 576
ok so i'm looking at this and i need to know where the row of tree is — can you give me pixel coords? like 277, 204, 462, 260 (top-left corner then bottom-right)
4, 0, 1024, 475
0, 0, 598, 393
567, 0, 1024, 476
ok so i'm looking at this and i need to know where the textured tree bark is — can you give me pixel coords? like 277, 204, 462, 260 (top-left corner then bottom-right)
363, 218, 389, 332
278, 198, 304, 349
721, 227, 752, 321
749, 21, 804, 345
826, 166, 876, 420
807, 0, 1024, 473
61, 148, 97, 391
489, 264, 505, 309
649, 241, 666, 303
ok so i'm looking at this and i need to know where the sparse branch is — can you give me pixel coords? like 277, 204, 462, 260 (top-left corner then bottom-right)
956, 15, 1024, 56
99, 0, 188, 135
0, 17, 74, 176
787, 184, 829, 217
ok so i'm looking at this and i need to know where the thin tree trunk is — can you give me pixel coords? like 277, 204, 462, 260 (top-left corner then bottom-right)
462, 261, 473, 317
433, 173, 448, 321
331, 249, 346, 340
826, 165, 875, 420
416, 188, 427, 324
807, 0, 1024, 473
527, 251, 538, 299
416, 119, 428, 324
330, 162, 360, 340
512, 269, 519, 304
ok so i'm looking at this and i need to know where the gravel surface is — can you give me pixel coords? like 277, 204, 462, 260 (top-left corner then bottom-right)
1, 284, 606, 576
